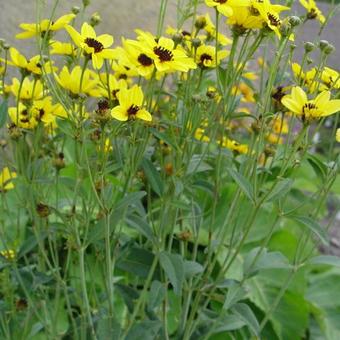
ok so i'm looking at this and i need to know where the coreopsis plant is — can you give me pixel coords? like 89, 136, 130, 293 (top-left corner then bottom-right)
0, 0, 339, 339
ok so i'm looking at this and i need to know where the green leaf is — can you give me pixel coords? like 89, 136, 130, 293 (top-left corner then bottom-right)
159, 251, 184, 296
116, 247, 157, 278
228, 168, 254, 203
213, 314, 246, 333
116, 283, 139, 313
223, 284, 247, 310
126, 320, 162, 340
150, 127, 178, 150
307, 153, 327, 182
289, 215, 329, 245
18, 232, 48, 258
142, 158, 164, 197
243, 247, 291, 277
265, 178, 294, 202
231, 303, 260, 336
96, 316, 121, 340
148, 280, 166, 310
114, 191, 146, 212
0, 100, 8, 128
308, 255, 340, 268
184, 260, 204, 278
125, 213, 155, 242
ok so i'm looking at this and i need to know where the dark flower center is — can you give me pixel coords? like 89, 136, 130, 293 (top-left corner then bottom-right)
85, 37, 104, 53
307, 8, 318, 20
153, 46, 173, 62
127, 105, 140, 118
200, 53, 213, 65
267, 13, 281, 26
97, 100, 109, 112
138, 53, 153, 66
302, 103, 317, 113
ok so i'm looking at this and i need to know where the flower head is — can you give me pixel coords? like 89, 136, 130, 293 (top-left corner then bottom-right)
281, 86, 340, 122
205, 0, 250, 17
196, 45, 228, 68
56, 66, 101, 97
136, 31, 196, 73
111, 85, 152, 122
299, 0, 325, 23
16, 14, 75, 39
0, 167, 17, 191
65, 23, 115, 69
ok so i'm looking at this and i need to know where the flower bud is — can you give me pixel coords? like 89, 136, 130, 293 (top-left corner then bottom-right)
82, 0, 90, 7
172, 33, 183, 45
279, 22, 291, 37
288, 16, 301, 27
36, 203, 51, 218
306, 57, 313, 65
304, 41, 314, 53
319, 40, 329, 51
3, 43, 10, 50
324, 44, 335, 55
90, 12, 101, 27
195, 16, 206, 30
191, 38, 201, 49
72, 6, 81, 15
52, 153, 65, 170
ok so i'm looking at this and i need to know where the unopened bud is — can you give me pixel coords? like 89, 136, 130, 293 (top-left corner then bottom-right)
36, 203, 51, 218
319, 40, 329, 51
288, 16, 301, 27
72, 6, 81, 15
279, 22, 291, 37
324, 44, 335, 55
82, 0, 90, 7
90, 12, 101, 27
191, 38, 201, 49
304, 41, 314, 53
172, 33, 183, 45
195, 16, 206, 30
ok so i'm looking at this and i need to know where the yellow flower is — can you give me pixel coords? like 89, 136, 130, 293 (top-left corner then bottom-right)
16, 13, 76, 39
56, 66, 101, 97
299, 0, 325, 23
50, 40, 76, 56
232, 82, 255, 102
227, 7, 263, 31
10, 77, 44, 100
321, 67, 340, 90
201, 14, 232, 45
1, 48, 55, 75
136, 31, 196, 73
0, 249, 16, 260
252, 0, 290, 39
0, 167, 17, 191
205, 0, 250, 17
98, 73, 128, 100
9, 97, 67, 129
194, 128, 210, 142
111, 85, 152, 122
292, 62, 317, 90
120, 39, 155, 78
65, 22, 115, 69
9, 102, 38, 129
336, 128, 340, 143
196, 45, 228, 68
219, 137, 249, 154
281, 86, 340, 122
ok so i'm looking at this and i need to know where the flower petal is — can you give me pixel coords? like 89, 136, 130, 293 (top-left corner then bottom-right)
111, 106, 128, 121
